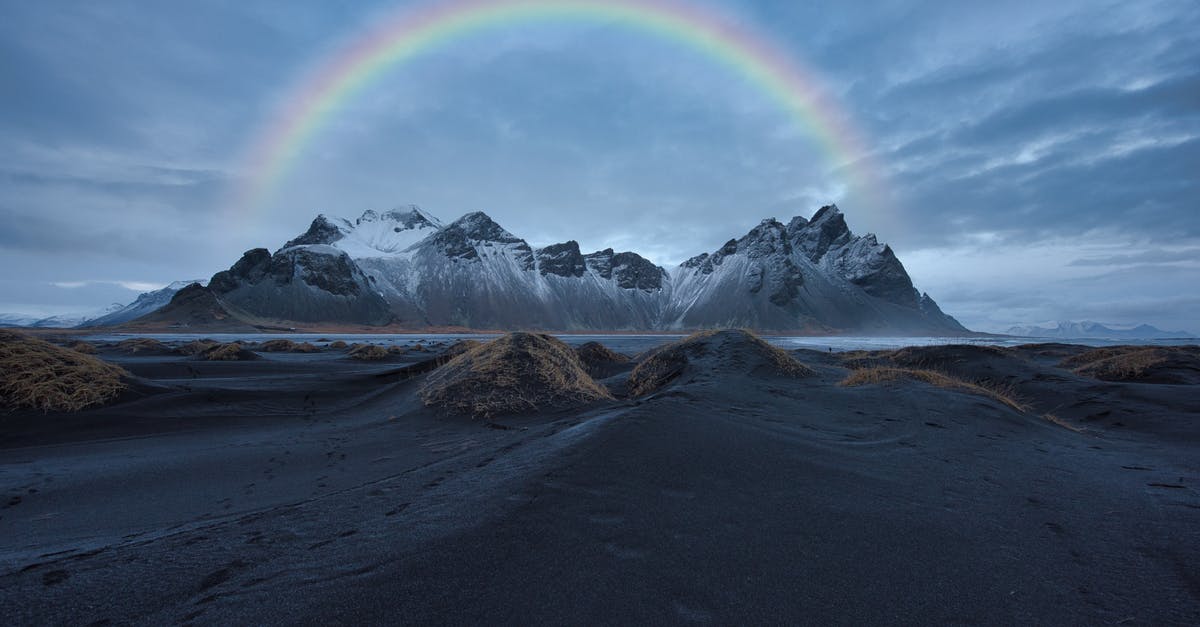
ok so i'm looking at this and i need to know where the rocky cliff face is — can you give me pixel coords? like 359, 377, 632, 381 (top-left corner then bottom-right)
206, 245, 393, 326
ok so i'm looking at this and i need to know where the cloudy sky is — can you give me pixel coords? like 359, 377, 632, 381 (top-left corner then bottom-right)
1, 0, 1197, 332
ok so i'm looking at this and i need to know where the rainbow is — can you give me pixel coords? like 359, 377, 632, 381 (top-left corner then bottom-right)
231, 0, 886, 221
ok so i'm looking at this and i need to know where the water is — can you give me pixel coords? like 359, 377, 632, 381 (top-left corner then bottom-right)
80, 331, 1197, 355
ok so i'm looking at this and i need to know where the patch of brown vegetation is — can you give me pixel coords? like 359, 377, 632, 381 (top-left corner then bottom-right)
629, 329, 813, 397
575, 341, 630, 379
1057, 346, 1195, 381
176, 339, 219, 356
0, 330, 128, 412
348, 343, 389, 361
328, 340, 348, 350
420, 332, 611, 417
258, 339, 317, 353
200, 342, 259, 361
68, 341, 97, 354
839, 366, 1027, 412
117, 338, 169, 354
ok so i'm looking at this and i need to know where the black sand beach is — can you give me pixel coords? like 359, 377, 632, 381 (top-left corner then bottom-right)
1, 335, 1198, 624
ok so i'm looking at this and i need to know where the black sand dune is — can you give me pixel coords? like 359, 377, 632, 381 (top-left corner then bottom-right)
0, 334, 1197, 624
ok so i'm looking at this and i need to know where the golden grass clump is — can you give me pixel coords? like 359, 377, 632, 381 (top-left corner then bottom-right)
348, 343, 389, 361
68, 341, 97, 354
1060, 346, 1165, 381
419, 332, 611, 417
201, 342, 258, 361
176, 339, 219, 356
254, 339, 320, 353
117, 338, 169, 354
328, 340, 348, 350
629, 329, 813, 397
0, 330, 128, 412
839, 366, 1026, 412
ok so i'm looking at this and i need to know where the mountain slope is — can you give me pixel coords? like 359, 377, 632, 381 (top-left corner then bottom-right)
85, 280, 207, 327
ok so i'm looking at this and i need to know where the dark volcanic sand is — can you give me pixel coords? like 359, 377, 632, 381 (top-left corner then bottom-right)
1, 340, 1198, 624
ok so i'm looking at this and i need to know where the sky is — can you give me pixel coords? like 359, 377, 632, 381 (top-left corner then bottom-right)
0, 0, 1197, 332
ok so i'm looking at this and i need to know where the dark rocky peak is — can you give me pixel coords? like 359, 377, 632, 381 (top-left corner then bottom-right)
211, 245, 369, 298
283, 215, 346, 250
584, 248, 615, 278
610, 252, 665, 291
536, 241, 586, 277
209, 248, 273, 293
793, 204, 852, 263
427, 212, 532, 268
584, 248, 664, 290
681, 252, 709, 269
450, 212, 522, 243
786, 215, 809, 234
736, 218, 791, 259
167, 282, 214, 306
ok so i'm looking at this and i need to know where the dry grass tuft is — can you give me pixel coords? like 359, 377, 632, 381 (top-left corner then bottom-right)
1042, 413, 1085, 433
629, 329, 813, 397
1061, 346, 1167, 381
420, 332, 611, 417
839, 366, 1026, 412
68, 341, 97, 354
410, 343, 427, 352
328, 340, 348, 350
388, 345, 407, 355
348, 343, 389, 361
117, 338, 169, 354
0, 330, 128, 412
176, 339, 219, 356
575, 341, 630, 378
201, 342, 258, 361
258, 339, 318, 353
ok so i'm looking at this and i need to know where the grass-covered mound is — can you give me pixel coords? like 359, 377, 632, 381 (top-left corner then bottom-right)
348, 343, 389, 361
1060, 346, 1200, 384
629, 329, 813, 397
175, 339, 219, 356
116, 338, 172, 355
258, 339, 320, 353
420, 332, 611, 417
839, 366, 1026, 412
67, 340, 97, 354
328, 340, 348, 350
575, 341, 630, 379
0, 330, 128, 412
199, 342, 260, 361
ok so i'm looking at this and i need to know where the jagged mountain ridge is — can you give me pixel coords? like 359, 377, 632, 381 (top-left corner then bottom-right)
1007, 321, 1194, 339
151, 204, 962, 333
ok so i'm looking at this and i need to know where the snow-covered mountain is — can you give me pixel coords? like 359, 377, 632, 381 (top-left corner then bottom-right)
84, 280, 207, 327
1007, 321, 1194, 339
167, 204, 962, 333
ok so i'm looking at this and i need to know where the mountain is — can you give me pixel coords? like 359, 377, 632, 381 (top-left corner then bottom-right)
1007, 321, 1194, 339
140, 204, 967, 334
84, 280, 207, 327
126, 283, 259, 332
0, 313, 41, 327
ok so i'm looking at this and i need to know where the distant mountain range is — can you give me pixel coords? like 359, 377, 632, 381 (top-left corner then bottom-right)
4, 205, 969, 334
1006, 321, 1194, 340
